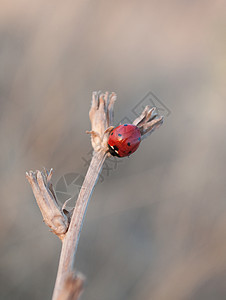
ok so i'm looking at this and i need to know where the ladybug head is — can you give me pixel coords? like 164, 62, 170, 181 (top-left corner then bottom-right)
108, 144, 120, 157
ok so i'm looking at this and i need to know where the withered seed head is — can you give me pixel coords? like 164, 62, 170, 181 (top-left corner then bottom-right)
86, 91, 116, 153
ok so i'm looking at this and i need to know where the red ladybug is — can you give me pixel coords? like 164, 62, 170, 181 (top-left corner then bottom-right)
108, 124, 141, 157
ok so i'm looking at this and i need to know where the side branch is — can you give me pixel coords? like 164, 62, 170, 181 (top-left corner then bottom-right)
26, 169, 69, 240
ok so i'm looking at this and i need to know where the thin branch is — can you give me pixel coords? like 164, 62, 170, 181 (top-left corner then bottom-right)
57, 272, 85, 300
52, 92, 116, 299
52, 150, 107, 299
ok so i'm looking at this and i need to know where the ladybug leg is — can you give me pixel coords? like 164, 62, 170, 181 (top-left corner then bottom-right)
104, 126, 114, 135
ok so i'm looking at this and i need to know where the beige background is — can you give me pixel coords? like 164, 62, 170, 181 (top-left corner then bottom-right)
0, 1, 226, 299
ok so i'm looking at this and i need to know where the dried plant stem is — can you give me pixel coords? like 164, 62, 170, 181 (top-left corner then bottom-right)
26, 91, 163, 300
52, 150, 107, 300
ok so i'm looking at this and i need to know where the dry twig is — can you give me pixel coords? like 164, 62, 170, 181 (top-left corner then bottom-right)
26, 91, 163, 300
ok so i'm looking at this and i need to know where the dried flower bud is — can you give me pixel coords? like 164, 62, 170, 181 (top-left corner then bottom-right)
87, 91, 116, 153
26, 169, 69, 240
133, 106, 163, 139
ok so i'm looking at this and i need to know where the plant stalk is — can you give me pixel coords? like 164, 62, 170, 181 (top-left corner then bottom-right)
52, 150, 107, 300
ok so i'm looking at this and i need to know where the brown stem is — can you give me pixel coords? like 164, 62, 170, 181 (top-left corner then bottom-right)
26, 91, 163, 299
52, 150, 107, 300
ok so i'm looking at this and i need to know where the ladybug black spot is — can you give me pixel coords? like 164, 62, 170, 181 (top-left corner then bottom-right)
118, 133, 122, 137
128, 151, 132, 154
111, 132, 113, 135
138, 137, 141, 141
127, 142, 131, 146
124, 124, 128, 126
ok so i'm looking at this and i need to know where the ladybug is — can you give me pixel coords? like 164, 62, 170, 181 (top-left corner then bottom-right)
108, 124, 141, 157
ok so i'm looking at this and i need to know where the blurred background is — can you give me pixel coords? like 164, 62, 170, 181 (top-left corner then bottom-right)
0, 1, 226, 299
